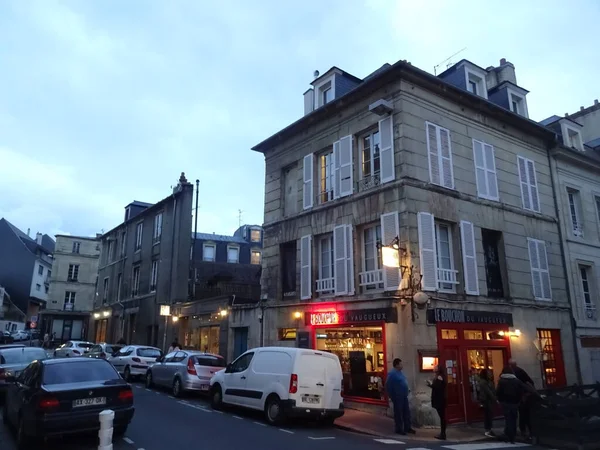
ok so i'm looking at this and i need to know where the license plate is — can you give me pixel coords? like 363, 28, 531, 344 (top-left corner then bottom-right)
302, 396, 320, 404
200, 384, 209, 391
72, 397, 106, 408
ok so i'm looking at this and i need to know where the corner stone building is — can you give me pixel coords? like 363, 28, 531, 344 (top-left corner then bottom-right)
248, 60, 577, 424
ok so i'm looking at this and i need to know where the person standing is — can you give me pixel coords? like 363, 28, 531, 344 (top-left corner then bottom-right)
496, 366, 526, 443
427, 365, 447, 440
509, 359, 534, 439
386, 358, 415, 435
478, 369, 497, 437
168, 338, 181, 353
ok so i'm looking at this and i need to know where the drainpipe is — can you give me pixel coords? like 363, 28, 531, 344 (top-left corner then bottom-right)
547, 141, 583, 385
165, 194, 178, 349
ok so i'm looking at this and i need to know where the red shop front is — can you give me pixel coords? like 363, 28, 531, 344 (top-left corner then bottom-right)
427, 308, 514, 423
305, 306, 398, 406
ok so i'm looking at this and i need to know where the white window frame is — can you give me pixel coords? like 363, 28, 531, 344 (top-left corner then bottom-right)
567, 188, 583, 237
153, 212, 163, 243
117, 273, 122, 302
250, 250, 261, 265
464, 66, 488, 99
68, 264, 79, 282
120, 231, 127, 257
361, 224, 384, 291
517, 156, 540, 212
203, 243, 216, 262
560, 120, 584, 151
472, 139, 499, 201
359, 128, 381, 182
579, 264, 596, 320
132, 266, 140, 296
318, 149, 335, 204
435, 222, 457, 293
425, 122, 455, 190
150, 260, 159, 292
316, 235, 335, 294
135, 222, 143, 251
315, 78, 335, 108
103, 277, 109, 301
64, 291, 76, 307
72, 241, 81, 254
227, 245, 240, 264
507, 87, 529, 118
527, 238, 552, 301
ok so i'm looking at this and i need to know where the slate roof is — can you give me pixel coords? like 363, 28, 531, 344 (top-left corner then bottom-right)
0, 218, 54, 254
193, 232, 247, 245
127, 200, 154, 208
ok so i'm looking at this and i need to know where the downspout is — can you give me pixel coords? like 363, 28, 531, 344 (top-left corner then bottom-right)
547, 138, 583, 385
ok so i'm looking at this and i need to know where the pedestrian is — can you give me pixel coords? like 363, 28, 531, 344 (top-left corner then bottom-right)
43, 332, 49, 349
427, 365, 447, 440
386, 358, 415, 435
509, 358, 534, 439
477, 369, 497, 438
168, 338, 181, 353
496, 366, 528, 443
117, 337, 127, 345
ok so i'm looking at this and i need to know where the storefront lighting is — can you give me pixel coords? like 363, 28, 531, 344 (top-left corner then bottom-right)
499, 329, 521, 338
310, 311, 339, 326
347, 341, 353, 348
102, 311, 110, 317
172, 315, 179, 323
366, 343, 372, 349
293, 311, 302, 319
93, 312, 100, 319
219, 309, 228, 317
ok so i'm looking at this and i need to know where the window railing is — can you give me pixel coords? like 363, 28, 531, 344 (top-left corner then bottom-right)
318, 189, 334, 205
316, 277, 335, 293
63, 303, 74, 311
437, 268, 459, 285
359, 269, 383, 287
358, 174, 381, 193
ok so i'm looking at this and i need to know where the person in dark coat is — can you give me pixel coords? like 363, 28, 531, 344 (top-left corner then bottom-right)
427, 365, 447, 440
386, 358, 415, 435
477, 369, 497, 437
509, 358, 534, 438
496, 366, 529, 443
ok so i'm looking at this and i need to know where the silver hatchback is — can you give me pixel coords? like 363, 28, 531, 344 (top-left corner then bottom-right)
145, 350, 226, 397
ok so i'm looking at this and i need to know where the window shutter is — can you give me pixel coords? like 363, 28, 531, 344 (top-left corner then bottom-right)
426, 123, 441, 185
527, 238, 542, 299
380, 212, 401, 291
379, 116, 395, 184
303, 154, 313, 210
537, 240, 552, 300
460, 221, 479, 295
339, 135, 353, 197
345, 225, 355, 295
484, 143, 498, 200
333, 225, 348, 295
473, 140, 488, 198
526, 159, 540, 212
439, 128, 454, 189
333, 140, 340, 199
418, 212, 437, 291
518, 156, 532, 210
300, 235, 312, 300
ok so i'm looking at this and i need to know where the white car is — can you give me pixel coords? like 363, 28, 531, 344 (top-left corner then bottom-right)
10, 330, 29, 341
210, 347, 344, 425
53, 340, 94, 358
109, 345, 163, 381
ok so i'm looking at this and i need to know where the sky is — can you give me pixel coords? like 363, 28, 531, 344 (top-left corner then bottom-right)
0, 0, 598, 239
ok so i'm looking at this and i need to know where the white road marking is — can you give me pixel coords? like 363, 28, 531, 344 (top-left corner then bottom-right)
168, 396, 175, 398
443, 443, 531, 450
123, 437, 134, 444
308, 436, 335, 440
232, 415, 243, 420
374, 438, 405, 444
213, 410, 223, 414
279, 428, 294, 434
253, 421, 267, 426
407, 448, 433, 450
144, 389, 151, 392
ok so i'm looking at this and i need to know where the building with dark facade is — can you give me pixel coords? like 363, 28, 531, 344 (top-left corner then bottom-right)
92, 173, 194, 350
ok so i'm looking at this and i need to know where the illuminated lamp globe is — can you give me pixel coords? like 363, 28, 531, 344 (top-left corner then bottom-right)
413, 291, 429, 307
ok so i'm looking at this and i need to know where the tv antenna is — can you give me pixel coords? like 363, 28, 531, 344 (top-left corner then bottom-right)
433, 47, 467, 75
238, 209, 243, 227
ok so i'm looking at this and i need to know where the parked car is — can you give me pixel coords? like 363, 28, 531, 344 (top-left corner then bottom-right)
10, 331, 29, 342
0, 347, 48, 398
2, 358, 134, 448
53, 341, 94, 358
145, 351, 226, 397
1, 331, 14, 344
87, 343, 124, 359
108, 345, 162, 381
0, 344, 26, 350
209, 347, 345, 425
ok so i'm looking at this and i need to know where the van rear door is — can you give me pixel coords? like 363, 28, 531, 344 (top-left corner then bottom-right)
294, 351, 342, 410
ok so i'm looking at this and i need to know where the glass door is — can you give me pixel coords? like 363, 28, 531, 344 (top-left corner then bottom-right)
464, 348, 507, 421
440, 347, 464, 422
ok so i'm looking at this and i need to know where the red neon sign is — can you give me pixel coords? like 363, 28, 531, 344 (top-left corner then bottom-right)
310, 312, 339, 326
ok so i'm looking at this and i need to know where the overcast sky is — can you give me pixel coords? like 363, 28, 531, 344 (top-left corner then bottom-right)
0, 0, 598, 239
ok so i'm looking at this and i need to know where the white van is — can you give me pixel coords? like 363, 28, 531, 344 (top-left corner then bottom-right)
209, 347, 344, 425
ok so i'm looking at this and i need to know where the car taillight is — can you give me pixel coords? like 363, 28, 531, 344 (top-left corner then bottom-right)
100, 352, 106, 359
38, 397, 60, 411
187, 358, 197, 375
73, 350, 81, 355
118, 388, 134, 403
289, 374, 298, 394
132, 357, 141, 363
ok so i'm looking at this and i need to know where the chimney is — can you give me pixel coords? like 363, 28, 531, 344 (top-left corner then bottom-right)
304, 88, 315, 116
497, 58, 517, 85
27, 228, 30, 237
580, 106, 585, 111
595, 99, 599, 105
96, 233, 102, 239
36, 232, 43, 245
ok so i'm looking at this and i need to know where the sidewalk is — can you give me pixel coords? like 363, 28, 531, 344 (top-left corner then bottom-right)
336, 408, 500, 443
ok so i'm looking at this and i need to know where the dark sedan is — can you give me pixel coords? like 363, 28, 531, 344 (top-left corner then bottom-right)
1, 357, 135, 449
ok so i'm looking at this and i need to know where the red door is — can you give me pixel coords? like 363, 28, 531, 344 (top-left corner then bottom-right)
538, 329, 567, 387
439, 347, 465, 423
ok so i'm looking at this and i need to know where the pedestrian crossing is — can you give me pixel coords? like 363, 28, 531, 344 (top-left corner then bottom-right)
373, 439, 533, 449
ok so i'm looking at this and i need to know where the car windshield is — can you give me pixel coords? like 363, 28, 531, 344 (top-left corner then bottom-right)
193, 355, 226, 367
77, 343, 93, 349
137, 348, 161, 358
43, 361, 119, 384
105, 345, 123, 354
0, 348, 47, 365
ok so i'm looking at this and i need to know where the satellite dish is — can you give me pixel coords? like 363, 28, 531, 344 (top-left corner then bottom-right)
313, 70, 320, 78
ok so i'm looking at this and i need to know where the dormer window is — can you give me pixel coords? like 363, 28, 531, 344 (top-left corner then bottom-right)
508, 91, 528, 117
559, 119, 584, 151
319, 81, 333, 106
464, 66, 487, 99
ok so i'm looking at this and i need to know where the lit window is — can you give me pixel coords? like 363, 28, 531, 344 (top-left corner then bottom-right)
250, 229, 261, 242
319, 151, 334, 204
278, 328, 297, 341
251, 251, 261, 265
464, 330, 483, 340
441, 329, 458, 339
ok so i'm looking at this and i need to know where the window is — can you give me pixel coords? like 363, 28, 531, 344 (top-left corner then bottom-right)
567, 188, 583, 236
468, 80, 477, 95
278, 328, 297, 341
230, 352, 254, 373
250, 229, 261, 242
579, 266, 596, 320
482, 229, 506, 298
509, 92, 527, 117
107, 240, 114, 263
537, 329, 567, 387
72, 241, 80, 254
135, 222, 143, 251
203, 244, 216, 262
318, 81, 333, 106
316, 235, 334, 294
120, 231, 126, 257
596, 196, 600, 224
435, 223, 458, 292
419, 352, 439, 372
64, 291, 76, 311
103, 278, 109, 303
150, 260, 159, 292
560, 121, 584, 151
153, 213, 163, 243
360, 130, 381, 185
117, 273, 122, 301
38, 265, 44, 276
67, 264, 80, 282
35, 284, 41, 291
441, 329, 458, 339
318, 150, 334, 204
566, 128, 584, 151
47, 270, 51, 280
227, 246, 239, 264
251, 251, 261, 265
43, 360, 119, 385
527, 238, 551, 300
464, 330, 484, 340
361, 225, 383, 291
281, 241, 297, 296
132, 266, 140, 296
426, 122, 454, 190
472, 140, 499, 201
517, 156, 540, 212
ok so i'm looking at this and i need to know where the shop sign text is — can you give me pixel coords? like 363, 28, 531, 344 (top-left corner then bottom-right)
427, 308, 513, 327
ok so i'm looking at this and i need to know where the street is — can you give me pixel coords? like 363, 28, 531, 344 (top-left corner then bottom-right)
1, 379, 546, 450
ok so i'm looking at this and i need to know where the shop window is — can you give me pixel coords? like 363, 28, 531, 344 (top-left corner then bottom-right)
315, 326, 385, 401
278, 328, 297, 341
441, 329, 458, 339
537, 329, 567, 387
464, 330, 483, 340
486, 330, 506, 340
418, 350, 438, 372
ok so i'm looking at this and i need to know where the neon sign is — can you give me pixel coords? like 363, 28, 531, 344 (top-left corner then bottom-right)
310, 312, 339, 326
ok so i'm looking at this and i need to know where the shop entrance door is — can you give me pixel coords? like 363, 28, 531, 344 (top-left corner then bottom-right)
464, 348, 507, 421
440, 347, 465, 423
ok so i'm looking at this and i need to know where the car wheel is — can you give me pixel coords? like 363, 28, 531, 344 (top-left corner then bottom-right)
124, 366, 131, 382
264, 395, 284, 426
145, 371, 153, 388
172, 378, 182, 397
210, 385, 223, 410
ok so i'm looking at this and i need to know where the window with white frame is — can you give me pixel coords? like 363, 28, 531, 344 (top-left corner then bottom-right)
579, 265, 596, 320
153, 212, 163, 243
316, 235, 334, 294
527, 238, 551, 300
319, 81, 333, 106
227, 245, 239, 264
318, 150, 335, 204
117, 273, 122, 301
251, 250, 261, 265
68, 264, 80, 282
465, 68, 487, 99
435, 223, 458, 292
150, 260, 159, 292
567, 188, 583, 236
517, 156, 540, 212
107, 240, 114, 263
472, 139, 499, 201
120, 231, 126, 257
360, 129, 381, 184
131, 266, 140, 296
250, 229, 261, 242
361, 225, 383, 291
426, 122, 455, 189
509, 92, 528, 117
72, 241, 80, 254
567, 128, 584, 151
203, 244, 216, 262
103, 277, 109, 302
64, 291, 76, 310
135, 222, 143, 251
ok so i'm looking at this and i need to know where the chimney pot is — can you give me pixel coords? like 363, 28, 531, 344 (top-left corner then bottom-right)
580, 106, 585, 111
27, 228, 30, 237
595, 99, 599, 105
565, 113, 569, 117
500, 58, 507, 65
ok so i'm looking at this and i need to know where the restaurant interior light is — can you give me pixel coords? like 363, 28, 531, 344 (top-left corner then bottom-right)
93, 312, 100, 319
219, 309, 228, 317
102, 311, 110, 317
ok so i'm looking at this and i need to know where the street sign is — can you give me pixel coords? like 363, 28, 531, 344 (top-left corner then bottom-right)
30, 315, 38, 323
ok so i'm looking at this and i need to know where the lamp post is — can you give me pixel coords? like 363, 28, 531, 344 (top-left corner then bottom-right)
159, 305, 171, 352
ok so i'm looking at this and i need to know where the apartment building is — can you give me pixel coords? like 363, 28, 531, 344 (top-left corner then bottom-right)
41, 234, 100, 341
249, 59, 578, 424
543, 100, 600, 383
92, 173, 194, 349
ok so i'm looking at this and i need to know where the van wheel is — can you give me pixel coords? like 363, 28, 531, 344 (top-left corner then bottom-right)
211, 385, 223, 410
265, 395, 284, 426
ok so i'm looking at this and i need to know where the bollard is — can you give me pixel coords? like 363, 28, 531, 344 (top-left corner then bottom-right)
98, 409, 115, 450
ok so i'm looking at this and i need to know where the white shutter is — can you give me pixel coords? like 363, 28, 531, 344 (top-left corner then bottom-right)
439, 128, 454, 189
333, 225, 348, 295
300, 235, 312, 300
426, 123, 441, 185
526, 159, 540, 212
339, 135, 353, 197
379, 116, 395, 183
345, 225, 355, 295
473, 140, 488, 198
527, 238, 543, 299
333, 140, 340, 199
484, 143, 499, 200
517, 156, 531, 210
537, 240, 552, 300
418, 212, 437, 291
303, 154, 313, 210
460, 220, 479, 295
381, 212, 401, 291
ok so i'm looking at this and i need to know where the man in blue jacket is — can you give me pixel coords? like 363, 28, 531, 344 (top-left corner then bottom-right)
386, 358, 416, 435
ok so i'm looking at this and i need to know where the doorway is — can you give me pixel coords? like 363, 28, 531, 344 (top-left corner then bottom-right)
464, 348, 507, 419
233, 327, 248, 359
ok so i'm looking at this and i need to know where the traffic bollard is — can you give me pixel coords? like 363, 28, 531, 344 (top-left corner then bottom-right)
98, 409, 115, 450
